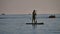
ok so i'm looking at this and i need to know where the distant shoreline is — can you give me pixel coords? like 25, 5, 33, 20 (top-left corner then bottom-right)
0, 14, 60, 15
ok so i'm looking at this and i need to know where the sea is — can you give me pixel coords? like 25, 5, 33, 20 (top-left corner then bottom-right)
0, 14, 60, 34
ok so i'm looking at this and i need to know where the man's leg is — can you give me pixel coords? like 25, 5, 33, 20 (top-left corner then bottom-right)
34, 19, 35, 23
32, 18, 35, 23
32, 18, 33, 23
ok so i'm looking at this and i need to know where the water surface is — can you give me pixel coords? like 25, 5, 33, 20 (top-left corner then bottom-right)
0, 14, 60, 34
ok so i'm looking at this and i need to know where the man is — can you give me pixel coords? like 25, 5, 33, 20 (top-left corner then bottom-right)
32, 10, 37, 23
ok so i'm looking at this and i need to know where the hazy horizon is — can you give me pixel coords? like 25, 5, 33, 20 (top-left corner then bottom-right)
0, 0, 60, 14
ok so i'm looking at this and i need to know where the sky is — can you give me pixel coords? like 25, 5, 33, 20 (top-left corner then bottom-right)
0, 0, 60, 14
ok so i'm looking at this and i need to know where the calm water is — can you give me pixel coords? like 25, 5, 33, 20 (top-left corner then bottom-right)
0, 14, 60, 34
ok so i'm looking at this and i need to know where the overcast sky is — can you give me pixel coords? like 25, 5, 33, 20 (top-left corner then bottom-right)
0, 0, 60, 14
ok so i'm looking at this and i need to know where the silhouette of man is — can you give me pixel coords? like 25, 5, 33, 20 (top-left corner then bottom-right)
32, 10, 37, 23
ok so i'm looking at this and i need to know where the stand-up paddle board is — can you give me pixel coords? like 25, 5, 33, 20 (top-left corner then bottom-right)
26, 22, 44, 25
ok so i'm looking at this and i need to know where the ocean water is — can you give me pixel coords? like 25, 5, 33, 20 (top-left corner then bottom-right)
0, 14, 60, 34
